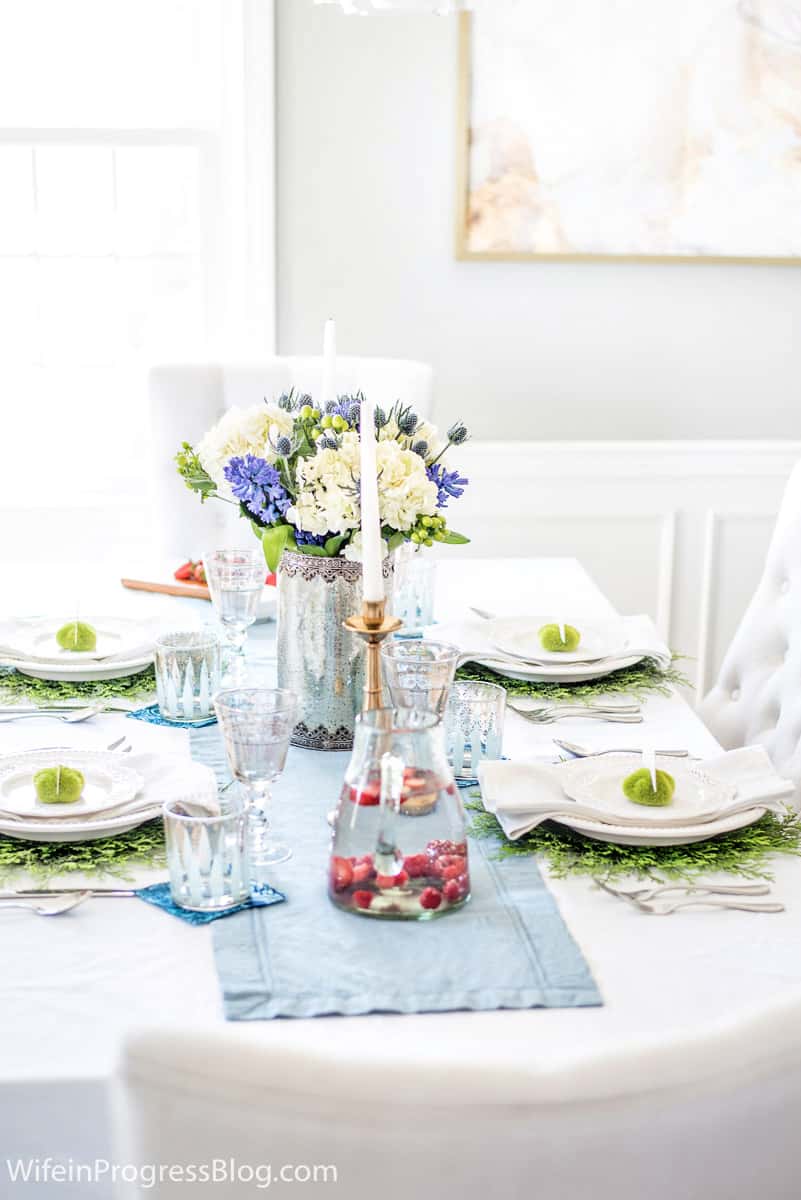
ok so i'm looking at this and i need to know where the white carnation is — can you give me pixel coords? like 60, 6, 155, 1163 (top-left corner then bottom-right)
376, 439, 438, 531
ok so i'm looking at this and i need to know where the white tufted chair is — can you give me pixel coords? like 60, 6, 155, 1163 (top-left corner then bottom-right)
699, 461, 801, 794
148, 357, 433, 561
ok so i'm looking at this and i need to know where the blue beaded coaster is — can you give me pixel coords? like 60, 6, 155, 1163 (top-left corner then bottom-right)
136, 881, 286, 925
126, 704, 217, 729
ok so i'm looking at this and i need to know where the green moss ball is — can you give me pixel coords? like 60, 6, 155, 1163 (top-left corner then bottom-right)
55, 621, 97, 652
538, 623, 581, 652
33, 766, 85, 805
622, 768, 676, 807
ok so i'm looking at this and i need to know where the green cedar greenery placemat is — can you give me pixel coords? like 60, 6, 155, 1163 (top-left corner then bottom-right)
0, 664, 156, 706
456, 654, 689, 704
0, 819, 166, 886
467, 799, 801, 884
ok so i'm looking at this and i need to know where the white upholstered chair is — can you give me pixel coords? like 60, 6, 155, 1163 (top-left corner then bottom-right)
113, 1013, 801, 1200
148, 357, 433, 561
699, 461, 801, 792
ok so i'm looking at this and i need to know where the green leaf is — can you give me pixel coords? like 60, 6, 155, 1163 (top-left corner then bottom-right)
386, 530, 406, 552
296, 544, 328, 557
324, 534, 346, 557
261, 524, 293, 572
438, 530, 470, 545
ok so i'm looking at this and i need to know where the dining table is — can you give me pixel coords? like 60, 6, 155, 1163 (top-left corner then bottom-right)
3, 556, 801, 1199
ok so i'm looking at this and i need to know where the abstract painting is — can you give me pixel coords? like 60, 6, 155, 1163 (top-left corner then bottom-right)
457, 2, 801, 261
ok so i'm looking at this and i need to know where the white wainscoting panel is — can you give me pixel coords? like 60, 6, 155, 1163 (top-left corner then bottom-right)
443, 442, 801, 698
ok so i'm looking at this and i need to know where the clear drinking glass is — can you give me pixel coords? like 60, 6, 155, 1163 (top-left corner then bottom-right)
214, 688, 298, 869
154, 630, 221, 723
394, 542, 437, 631
163, 799, 250, 911
380, 640, 460, 716
205, 548, 265, 684
445, 681, 506, 780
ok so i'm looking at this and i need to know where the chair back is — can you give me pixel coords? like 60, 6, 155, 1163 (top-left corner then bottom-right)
699, 460, 801, 791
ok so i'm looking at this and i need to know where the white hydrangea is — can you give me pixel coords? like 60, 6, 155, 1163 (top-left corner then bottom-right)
196, 404, 275, 497
376, 438, 438, 531
286, 432, 361, 536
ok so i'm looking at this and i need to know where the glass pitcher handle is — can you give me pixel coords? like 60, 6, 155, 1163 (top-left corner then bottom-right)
374, 751, 405, 876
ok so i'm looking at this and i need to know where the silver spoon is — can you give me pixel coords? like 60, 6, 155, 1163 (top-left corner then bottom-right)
0, 705, 103, 725
0, 891, 92, 916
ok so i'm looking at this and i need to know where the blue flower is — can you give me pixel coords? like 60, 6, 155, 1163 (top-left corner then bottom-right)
224, 455, 291, 525
294, 529, 328, 547
447, 421, 469, 446
427, 464, 468, 509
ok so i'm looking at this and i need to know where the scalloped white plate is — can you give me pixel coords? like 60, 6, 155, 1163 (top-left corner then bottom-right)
0, 749, 144, 819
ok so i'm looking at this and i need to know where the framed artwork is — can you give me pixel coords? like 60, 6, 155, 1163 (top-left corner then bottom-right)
455, 3, 801, 263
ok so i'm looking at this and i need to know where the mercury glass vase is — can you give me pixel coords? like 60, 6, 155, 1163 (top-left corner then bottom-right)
276, 550, 395, 751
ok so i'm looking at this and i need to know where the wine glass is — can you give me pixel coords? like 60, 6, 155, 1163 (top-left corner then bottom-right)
214, 688, 298, 869
204, 549, 265, 684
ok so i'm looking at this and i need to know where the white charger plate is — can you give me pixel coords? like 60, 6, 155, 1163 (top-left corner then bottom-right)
558, 754, 737, 828
489, 616, 617, 665
554, 804, 767, 846
0, 749, 144, 820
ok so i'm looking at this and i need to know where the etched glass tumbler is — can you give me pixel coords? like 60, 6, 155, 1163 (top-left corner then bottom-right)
380, 640, 460, 716
214, 688, 297, 869
154, 631, 221, 723
393, 542, 437, 631
163, 800, 249, 912
205, 548, 265, 684
444, 681, 506, 779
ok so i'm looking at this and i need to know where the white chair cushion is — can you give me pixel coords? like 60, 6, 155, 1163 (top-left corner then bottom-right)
700, 460, 801, 794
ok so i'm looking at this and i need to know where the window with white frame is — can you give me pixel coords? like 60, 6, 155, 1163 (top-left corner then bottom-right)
0, 0, 274, 558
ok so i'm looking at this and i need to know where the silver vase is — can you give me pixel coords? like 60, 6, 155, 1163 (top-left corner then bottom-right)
276, 550, 395, 751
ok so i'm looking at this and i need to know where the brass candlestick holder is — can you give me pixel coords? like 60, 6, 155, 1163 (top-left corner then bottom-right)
344, 599, 402, 712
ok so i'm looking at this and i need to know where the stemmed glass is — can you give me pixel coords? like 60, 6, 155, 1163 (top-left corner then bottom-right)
204, 549, 265, 684
214, 688, 298, 869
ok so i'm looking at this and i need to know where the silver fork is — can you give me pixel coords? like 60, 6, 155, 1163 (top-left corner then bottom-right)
510, 704, 643, 725
594, 879, 783, 914
596, 878, 772, 903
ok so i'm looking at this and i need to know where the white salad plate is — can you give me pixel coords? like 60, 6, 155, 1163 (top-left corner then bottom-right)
488, 616, 619, 665
489, 654, 643, 684
558, 754, 738, 828
0, 749, 145, 822
0, 615, 153, 663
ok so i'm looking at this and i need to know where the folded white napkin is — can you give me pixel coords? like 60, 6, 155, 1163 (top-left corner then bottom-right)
430, 614, 671, 675
478, 746, 794, 840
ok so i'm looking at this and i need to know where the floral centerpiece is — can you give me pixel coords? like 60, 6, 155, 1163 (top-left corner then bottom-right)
175, 391, 471, 749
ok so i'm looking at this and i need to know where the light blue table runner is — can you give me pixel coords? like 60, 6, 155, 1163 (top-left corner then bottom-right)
191, 729, 602, 1020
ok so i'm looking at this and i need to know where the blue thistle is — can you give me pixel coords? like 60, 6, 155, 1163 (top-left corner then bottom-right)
373, 405, 388, 429
411, 439, 428, 458
427, 463, 469, 509
447, 421, 469, 446
317, 435, 340, 451
275, 436, 293, 457
397, 410, 418, 437
276, 392, 296, 412
224, 455, 291, 525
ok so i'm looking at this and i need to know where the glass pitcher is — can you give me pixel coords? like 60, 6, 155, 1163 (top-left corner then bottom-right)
328, 707, 470, 920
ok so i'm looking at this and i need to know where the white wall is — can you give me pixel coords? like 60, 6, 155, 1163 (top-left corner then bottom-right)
276, 4, 801, 440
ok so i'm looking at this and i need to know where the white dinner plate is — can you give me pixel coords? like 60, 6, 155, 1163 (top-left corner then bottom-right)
480, 653, 644, 684
0, 749, 144, 820
0, 615, 152, 663
488, 616, 619, 665
10, 653, 153, 682
553, 804, 767, 846
558, 754, 738, 828
0, 805, 162, 842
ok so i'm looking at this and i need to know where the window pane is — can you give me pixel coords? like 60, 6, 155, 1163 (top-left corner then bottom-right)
115, 145, 202, 256
0, 147, 34, 253
35, 146, 115, 255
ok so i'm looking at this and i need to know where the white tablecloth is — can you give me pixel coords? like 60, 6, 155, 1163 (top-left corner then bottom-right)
3, 558, 801, 1197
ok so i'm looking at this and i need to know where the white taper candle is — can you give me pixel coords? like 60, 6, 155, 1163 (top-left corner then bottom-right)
320, 318, 336, 412
359, 397, 384, 603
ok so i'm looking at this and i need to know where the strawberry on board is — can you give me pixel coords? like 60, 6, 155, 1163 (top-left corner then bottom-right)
174, 561, 195, 581
193, 561, 206, 584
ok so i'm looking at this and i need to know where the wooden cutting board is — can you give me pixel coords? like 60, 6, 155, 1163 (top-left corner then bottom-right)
121, 577, 211, 601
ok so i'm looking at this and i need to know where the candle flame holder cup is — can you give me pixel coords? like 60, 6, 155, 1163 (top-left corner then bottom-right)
344, 600, 403, 712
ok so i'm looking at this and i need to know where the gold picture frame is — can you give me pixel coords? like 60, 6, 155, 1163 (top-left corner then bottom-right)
455, 12, 800, 266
